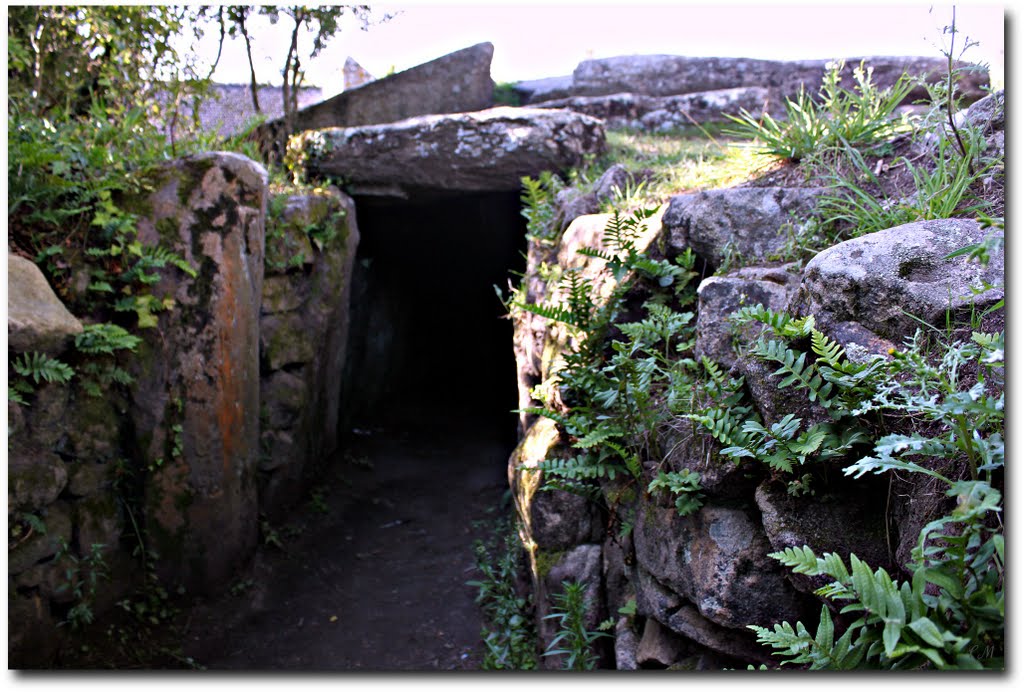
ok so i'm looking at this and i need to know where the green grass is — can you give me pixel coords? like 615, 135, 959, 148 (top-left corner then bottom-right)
584, 126, 775, 211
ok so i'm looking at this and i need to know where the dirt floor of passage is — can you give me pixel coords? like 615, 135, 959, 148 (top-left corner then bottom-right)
180, 420, 512, 671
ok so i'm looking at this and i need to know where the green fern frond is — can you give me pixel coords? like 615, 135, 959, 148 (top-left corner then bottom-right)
648, 469, 704, 516
730, 305, 815, 339
533, 455, 622, 482
685, 407, 751, 449
751, 337, 836, 407
769, 545, 826, 575
573, 424, 626, 449
74, 323, 141, 355
811, 329, 846, 366
11, 352, 75, 385
514, 300, 578, 328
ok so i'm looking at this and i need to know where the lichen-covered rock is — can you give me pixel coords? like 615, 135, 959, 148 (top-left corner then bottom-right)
258, 188, 359, 516
127, 152, 267, 594
571, 54, 988, 104
514, 75, 575, 104
8, 440, 68, 512
531, 87, 773, 130
299, 107, 605, 194
614, 617, 640, 670
9, 502, 72, 575
662, 187, 826, 270
7, 593, 63, 668
755, 480, 892, 596
800, 218, 1004, 342
8, 254, 83, 355
694, 267, 801, 369
633, 501, 809, 630
634, 565, 772, 664
73, 494, 122, 556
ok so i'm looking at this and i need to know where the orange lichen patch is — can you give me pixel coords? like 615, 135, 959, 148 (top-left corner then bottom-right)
214, 236, 245, 480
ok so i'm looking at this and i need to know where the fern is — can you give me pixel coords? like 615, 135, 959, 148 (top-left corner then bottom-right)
686, 407, 752, 450
75, 322, 141, 355
730, 304, 815, 339
532, 455, 624, 482
648, 469, 704, 516
520, 172, 565, 241
514, 268, 595, 332
11, 352, 75, 385
750, 337, 837, 409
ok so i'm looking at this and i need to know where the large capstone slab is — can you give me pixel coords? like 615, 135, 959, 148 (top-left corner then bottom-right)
298, 107, 605, 195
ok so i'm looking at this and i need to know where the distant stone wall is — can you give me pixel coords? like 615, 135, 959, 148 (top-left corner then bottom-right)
514, 55, 990, 130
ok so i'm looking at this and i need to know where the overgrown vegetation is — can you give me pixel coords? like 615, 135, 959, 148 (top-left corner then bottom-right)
503, 10, 1002, 670
749, 325, 1004, 669
468, 514, 538, 670
6, 5, 363, 667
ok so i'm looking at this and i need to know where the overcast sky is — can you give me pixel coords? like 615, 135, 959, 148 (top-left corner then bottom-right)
207, 1, 1007, 96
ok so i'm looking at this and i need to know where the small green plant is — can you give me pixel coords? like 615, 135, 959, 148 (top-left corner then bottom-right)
74, 322, 142, 397
468, 515, 538, 670
515, 209, 707, 519
542, 580, 609, 670
55, 541, 110, 631
647, 468, 704, 516
306, 486, 329, 515
519, 172, 566, 242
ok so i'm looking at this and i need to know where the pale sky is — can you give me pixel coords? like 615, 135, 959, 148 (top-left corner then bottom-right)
206, 1, 1007, 97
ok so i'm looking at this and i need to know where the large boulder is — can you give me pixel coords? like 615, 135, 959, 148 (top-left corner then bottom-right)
126, 152, 267, 594
799, 217, 1004, 342
633, 500, 809, 630
297, 107, 605, 196
514, 75, 575, 105
255, 42, 496, 157
634, 565, 772, 665
8, 255, 83, 355
662, 187, 826, 270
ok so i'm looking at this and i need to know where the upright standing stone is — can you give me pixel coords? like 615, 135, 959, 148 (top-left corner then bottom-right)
127, 152, 267, 594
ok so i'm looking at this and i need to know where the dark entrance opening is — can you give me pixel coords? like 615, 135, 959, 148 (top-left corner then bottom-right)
342, 190, 527, 449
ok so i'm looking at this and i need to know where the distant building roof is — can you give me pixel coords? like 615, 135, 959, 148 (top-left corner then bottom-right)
167, 83, 325, 137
